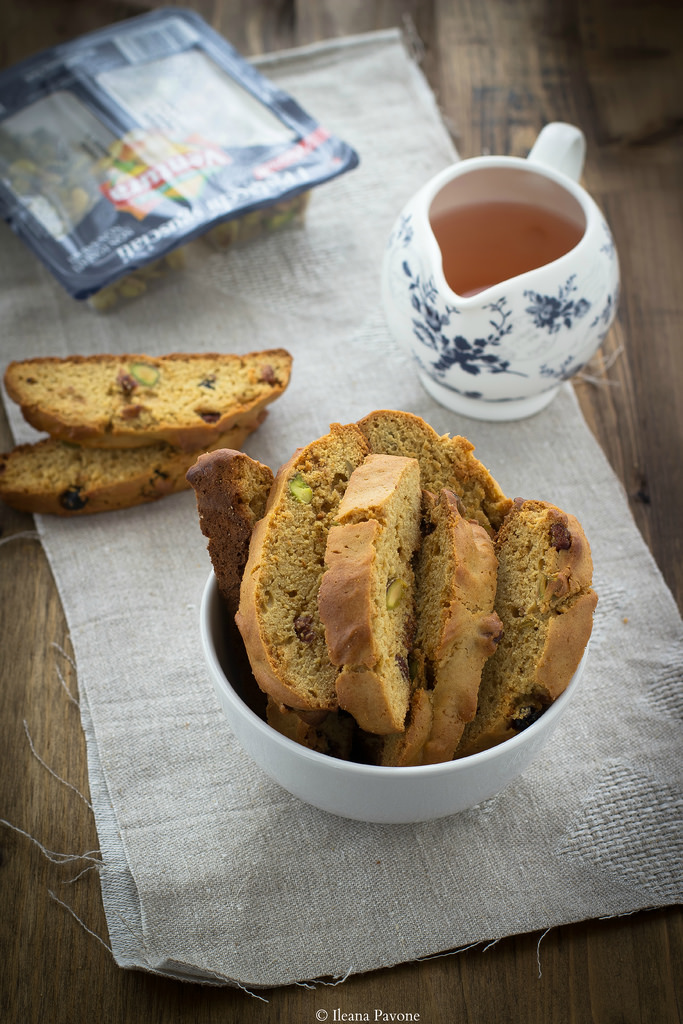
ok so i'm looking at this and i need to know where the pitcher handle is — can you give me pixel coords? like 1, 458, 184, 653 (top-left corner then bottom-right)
526, 122, 586, 182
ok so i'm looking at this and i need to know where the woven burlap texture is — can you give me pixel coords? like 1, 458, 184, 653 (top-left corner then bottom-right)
1, 30, 681, 989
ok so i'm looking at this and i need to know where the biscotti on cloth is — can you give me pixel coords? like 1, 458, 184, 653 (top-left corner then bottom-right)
0, 350, 292, 515
4, 351, 292, 450
189, 409, 598, 765
0, 423, 263, 517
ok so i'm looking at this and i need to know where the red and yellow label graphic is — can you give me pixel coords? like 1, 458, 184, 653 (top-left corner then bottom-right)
252, 126, 330, 179
99, 131, 231, 219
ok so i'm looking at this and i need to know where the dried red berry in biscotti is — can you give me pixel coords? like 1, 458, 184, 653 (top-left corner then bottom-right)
549, 521, 572, 550
294, 614, 316, 643
116, 371, 138, 395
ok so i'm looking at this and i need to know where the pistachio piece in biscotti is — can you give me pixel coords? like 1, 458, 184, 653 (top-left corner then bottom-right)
289, 473, 313, 504
386, 577, 407, 610
129, 362, 160, 388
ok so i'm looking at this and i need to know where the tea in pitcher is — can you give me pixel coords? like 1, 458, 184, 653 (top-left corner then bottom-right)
430, 200, 585, 298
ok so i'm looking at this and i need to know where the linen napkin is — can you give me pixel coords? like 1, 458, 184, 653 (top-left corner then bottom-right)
1, 29, 681, 989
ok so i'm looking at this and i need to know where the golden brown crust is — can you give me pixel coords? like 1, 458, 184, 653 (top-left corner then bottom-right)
194, 413, 596, 767
186, 448, 274, 619
536, 589, 598, 699
4, 350, 292, 451
318, 520, 379, 666
422, 614, 504, 763
335, 667, 407, 736
0, 419, 263, 516
235, 450, 314, 711
378, 688, 434, 767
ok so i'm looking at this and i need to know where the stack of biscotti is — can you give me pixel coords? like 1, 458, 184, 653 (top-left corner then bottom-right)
0, 350, 292, 515
188, 409, 597, 764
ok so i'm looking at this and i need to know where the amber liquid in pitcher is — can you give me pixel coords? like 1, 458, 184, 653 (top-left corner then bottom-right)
430, 200, 584, 298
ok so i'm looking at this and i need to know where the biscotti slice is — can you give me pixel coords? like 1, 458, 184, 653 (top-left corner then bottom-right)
186, 449, 274, 619
357, 408, 511, 533
0, 419, 262, 516
265, 699, 356, 761
413, 489, 503, 764
376, 686, 434, 767
456, 499, 598, 757
318, 454, 423, 735
4, 350, 292, 451
235, 422, 370, 713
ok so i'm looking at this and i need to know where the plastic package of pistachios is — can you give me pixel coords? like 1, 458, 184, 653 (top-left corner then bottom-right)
0, 8, 359, 309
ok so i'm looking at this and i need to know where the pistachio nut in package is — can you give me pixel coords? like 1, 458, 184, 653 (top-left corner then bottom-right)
0, 8, 359, 309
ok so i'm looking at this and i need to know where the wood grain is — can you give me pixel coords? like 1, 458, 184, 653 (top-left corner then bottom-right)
1, 2, 681, 1022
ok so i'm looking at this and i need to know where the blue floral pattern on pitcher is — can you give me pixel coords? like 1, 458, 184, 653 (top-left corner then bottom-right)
403, 261, 519, 381
392, 217, 602, 392
524, 274, 591, 334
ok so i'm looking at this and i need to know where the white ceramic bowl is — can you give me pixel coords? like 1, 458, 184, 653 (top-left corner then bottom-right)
201, 572, 587, 823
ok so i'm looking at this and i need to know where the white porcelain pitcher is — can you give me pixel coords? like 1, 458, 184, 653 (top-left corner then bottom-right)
381, 123, 620, 420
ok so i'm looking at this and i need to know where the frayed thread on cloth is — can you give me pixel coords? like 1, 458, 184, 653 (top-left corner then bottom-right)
23, 719, 93, 811
60, 863, 101, 885
48, 889, 113, 954
536, 927, 552, 978
50, 640, 80, 707
415, 940, 485, 962
295, 966, 355, 990
599, 906, 659, 921
0, 529, 40, 548
576, 344, 624, 388
0, 819, 101, 866
1, 641, 116, 964
287, 937, 522, 993
1, 819, 148, 972
233, 981, 270, 1002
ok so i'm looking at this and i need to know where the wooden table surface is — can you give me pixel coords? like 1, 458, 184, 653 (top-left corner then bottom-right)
1, 1, 681, 1022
